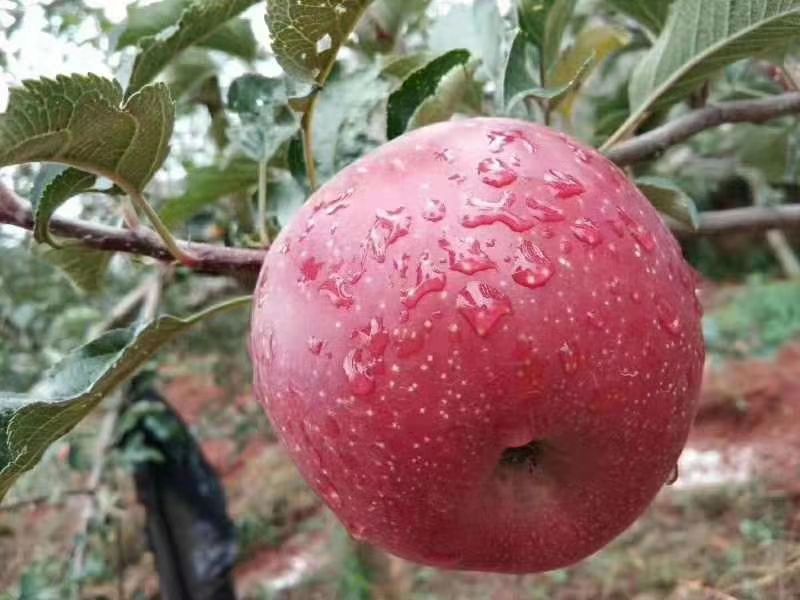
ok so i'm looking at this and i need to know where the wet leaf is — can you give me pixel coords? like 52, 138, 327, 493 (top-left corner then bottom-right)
266, 0, 373, 85
226, 74, 300, 163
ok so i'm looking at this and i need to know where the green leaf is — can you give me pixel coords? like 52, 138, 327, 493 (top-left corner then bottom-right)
164, 48, 218, 102
380, 53, 432, 80
606, 0, 672, 36
0, 296, 251, 503
126, 0, 260, 97
268, 169, 306, 227
428, 2, 508, 85
0, 74, 174, 193
38, 245, 113, 293
549, 25, 630, 118
516, 0, 577, 75
160, 158, 260, 228
314, 64, 391, 181
226, 74, 300, 163
608, 0, 800, 146
503, 31, 593, 112
266, 0, 373, 85
387, 49, 471, 139
473, 0, 507, 87
118, 0, 257, 60
408, 60, 481, 131
637, 175, 699, 230
33, 168, 96, 248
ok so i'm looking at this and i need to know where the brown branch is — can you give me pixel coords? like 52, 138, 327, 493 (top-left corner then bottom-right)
0, 183, 266, 276
606, 93, 800, 166
678, 205, 800, 236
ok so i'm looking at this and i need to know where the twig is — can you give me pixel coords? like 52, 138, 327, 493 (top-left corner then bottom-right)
87, 276, 156, 339
605, 93, 800, 166
70, 390, 124, 582
766, 229, 800, 277
301, 99, 320, 191
125, 187, 199, 268
0, 183, 266, 276
70, 273, 164, 585
257, 159, 269, 243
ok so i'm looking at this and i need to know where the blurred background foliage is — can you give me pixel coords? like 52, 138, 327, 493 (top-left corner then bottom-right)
1, 0, 800, 598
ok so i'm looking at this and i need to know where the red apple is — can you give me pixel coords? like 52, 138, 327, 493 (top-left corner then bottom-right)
250, 118, 704, 573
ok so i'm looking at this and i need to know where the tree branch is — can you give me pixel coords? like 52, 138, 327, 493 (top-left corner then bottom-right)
605, 93, 800, 166
0, 183, 266, 276
677, 205, 800, 237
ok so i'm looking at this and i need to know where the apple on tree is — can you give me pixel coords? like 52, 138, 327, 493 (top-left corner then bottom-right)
250, 118, 704, 573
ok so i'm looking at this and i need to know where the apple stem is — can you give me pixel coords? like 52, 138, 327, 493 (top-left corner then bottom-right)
499, 440, 542, 472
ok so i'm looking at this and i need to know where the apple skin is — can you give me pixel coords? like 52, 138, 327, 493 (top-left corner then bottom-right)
250, 118, 704, 573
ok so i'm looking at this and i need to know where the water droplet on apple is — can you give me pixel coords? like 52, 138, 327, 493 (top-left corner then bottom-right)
512, 240, 555, 290
402, 252, 447, 308
655, 298, 681, 337
394, 252, 411, 279
319, 274, 355, 308
448, 173, 467, 184
456, 281, 513, 337
325, 487, 343, 508
461, 192, 535, 232
487, 130, 515, 153
313, 187, 354, 215
525, 195, 565, 222
570, 143, 592, 163
559, 342, 578, 374
665, 464, 679, 486
422, 198, 446, 222
261, 329, 275, 362
394, 327, 425, 357
439, 236, 496, 275
617, 206, 656, 253
544, 169, 585, 199
299, 256, 324, 282
435, 148, 455, 163
354, 317, 389, 357
585, 311, 605, 330
607, 277, 623, 296
367, 207, 411, 263
344, 348, 377, 395
571, 218, 603, 247
607, 218, 626, 238
477, 158, 518, 188
308, 336, 324, 355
